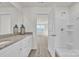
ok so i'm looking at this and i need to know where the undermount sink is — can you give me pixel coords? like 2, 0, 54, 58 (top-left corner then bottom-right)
0, 41, 11, 45
0, 41, 12, 49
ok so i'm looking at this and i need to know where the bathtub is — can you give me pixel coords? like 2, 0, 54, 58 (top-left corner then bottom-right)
55, 48, 79, 57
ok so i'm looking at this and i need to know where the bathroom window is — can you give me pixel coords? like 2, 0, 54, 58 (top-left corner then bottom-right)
37, 24, 45, 32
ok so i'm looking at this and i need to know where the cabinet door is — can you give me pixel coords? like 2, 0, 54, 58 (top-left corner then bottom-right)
20, 36, 32, 57
48, 11, 56, 56
26, 37, 32, 56
5, 45, 20, 57
19, 38, 28, 57
0, 43, 21, 57
27, 37, 32, 50
0, 39, 24, 57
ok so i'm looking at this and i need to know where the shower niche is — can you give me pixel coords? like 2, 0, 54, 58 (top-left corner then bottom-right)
65, 24, 75, 49
66, 24, 75, 31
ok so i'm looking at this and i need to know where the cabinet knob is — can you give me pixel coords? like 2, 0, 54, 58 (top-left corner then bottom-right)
20, 48, 22, 51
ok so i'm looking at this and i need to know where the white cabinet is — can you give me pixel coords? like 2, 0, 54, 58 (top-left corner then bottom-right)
0, 35, 32, 57
0, 41, 21, 57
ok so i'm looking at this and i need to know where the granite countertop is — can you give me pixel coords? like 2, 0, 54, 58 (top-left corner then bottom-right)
0, 32, 33, 50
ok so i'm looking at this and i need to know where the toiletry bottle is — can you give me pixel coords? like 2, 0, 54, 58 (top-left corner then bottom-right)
20, 24, 25, 35
13, 24, 18, 35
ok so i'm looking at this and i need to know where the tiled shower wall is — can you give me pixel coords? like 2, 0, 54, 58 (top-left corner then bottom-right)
55, 3, 79, 50
55, 6, 73, 49
70, 3, 79, 50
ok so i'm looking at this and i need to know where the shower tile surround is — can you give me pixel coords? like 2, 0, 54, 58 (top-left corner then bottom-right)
54, 3, 79, 57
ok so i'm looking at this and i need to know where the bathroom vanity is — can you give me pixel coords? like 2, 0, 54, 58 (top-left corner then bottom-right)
0, 33, 33, 57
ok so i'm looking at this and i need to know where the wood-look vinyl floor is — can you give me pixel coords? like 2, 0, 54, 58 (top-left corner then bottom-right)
28, 35, 51, 57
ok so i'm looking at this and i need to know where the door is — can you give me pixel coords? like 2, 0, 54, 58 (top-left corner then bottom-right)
48, 20, 55, 56
48, 9, 56, 56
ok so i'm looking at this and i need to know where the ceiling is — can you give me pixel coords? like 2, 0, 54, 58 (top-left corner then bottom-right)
0, 2, 75, 8
37, 15, 48, 24
0, 2, 14, 7
18, 2, 75, 7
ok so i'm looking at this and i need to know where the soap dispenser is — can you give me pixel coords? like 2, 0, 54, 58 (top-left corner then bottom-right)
13, 24, 18, 35
20, 24, 25, 35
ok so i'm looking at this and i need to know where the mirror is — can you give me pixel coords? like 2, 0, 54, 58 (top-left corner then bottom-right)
0, 2, 23, 37
0, 14, 11, 35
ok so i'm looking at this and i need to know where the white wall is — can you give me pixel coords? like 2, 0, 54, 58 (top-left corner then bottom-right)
70, 3, 79, 49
